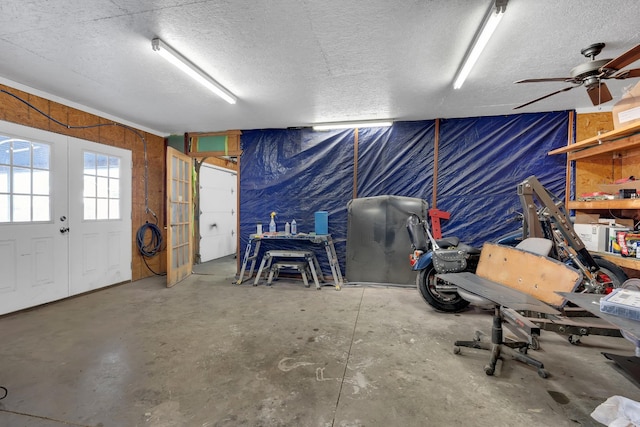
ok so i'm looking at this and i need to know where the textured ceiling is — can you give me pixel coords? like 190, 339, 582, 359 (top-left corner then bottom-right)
0, 0, 639, 136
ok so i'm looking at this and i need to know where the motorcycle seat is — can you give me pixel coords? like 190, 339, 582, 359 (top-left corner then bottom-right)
457, 242, 482, 254
435, 237, 482, 254
435, 237, 460, 248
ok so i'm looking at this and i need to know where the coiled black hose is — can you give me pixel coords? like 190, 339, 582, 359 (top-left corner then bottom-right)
136, 222, 163, 257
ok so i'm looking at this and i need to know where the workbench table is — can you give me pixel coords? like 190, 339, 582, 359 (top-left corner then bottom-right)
236, 233, 343, 290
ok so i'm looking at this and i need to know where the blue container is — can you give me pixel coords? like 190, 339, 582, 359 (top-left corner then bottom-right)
315, 211, 329, 235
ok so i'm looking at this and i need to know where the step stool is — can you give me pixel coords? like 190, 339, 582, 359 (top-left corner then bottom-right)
254, 250, 323, 289
267, 261, 315, 289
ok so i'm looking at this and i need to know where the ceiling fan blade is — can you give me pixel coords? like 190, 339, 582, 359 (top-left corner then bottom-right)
612, 68, 640, 79
513, 86, 578, 110
515, 77, 572, 84
586, 82, 613, 106
602, 44, 640, 71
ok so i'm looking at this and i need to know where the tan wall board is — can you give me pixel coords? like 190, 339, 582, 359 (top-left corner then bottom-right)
1, 85, 31, 125
575, 112, 614, 142
26, 93, 51, 130
620, 152, 640, 180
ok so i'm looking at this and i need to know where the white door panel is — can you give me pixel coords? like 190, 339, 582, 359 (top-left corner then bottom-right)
0, 122, 68, 315
199, 164, 237, 262
68, 137, 132, 295
0, 120, 131, 314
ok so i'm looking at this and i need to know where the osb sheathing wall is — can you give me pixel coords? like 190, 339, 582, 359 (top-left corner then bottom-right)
576, 112, 640, 197
575, 112, 616, 196
0, 84, 166, 281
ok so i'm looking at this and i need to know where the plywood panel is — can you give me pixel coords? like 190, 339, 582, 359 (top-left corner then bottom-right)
475, 242, 581, 307
67, 109, 101, 142
620, 151, 640, 179
1, 85, 30, 125
575, 158, 615, 196
575, 112, 618, 196
48, 103, 69, 134
575, 112, 614, 142
27, 93, 51, 131
99, 119, 126, 146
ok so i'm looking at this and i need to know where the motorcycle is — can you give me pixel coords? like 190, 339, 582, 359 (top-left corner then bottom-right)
406, 212, 481, 312
407, 176, 629, 313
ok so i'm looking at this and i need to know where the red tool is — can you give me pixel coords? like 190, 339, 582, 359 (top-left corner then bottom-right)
428, 208, 450, 239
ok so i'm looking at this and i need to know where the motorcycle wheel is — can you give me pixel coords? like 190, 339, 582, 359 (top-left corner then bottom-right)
416, 263, 470, 312
592, 256, 628, 289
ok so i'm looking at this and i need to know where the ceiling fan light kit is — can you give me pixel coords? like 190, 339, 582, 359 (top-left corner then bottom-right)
452, 0, 508, 90
514, 42, 640, 110
151, 37, 237, 105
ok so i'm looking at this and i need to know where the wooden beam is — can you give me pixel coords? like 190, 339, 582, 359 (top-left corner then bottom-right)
353, 128, 359, 199
432, 119, 440, 209
565, 111, 574, 212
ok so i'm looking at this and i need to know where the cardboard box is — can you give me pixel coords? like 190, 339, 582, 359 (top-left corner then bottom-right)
574, 223, 607, 252
575, 212, 600, 224
613, 231, 640, 257
607, 226, 630, 253
613, 81, 640, 129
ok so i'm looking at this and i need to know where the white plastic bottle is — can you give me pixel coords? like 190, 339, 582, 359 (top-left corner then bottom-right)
285, 222, 291, 234
291, 219, 297, 234
269, 212, 276, 233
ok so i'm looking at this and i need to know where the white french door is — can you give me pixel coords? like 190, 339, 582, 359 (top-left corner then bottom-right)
68, 136, 132, 295
0, 120, 131, 315
0, 124, 68, 314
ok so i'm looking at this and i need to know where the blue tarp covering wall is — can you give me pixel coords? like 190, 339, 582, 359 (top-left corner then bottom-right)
240, 111, 571, 279
436, 112, 569, 246
239, 129, 354, 276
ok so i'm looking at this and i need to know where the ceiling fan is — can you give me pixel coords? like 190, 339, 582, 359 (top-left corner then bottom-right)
513, 42, 640, 110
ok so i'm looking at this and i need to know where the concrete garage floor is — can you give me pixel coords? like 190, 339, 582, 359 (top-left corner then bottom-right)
0, 256, 639, 427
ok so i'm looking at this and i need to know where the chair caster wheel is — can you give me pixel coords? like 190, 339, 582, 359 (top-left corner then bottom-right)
530, 337, 540, 351
484, 365, 494, 376
453, 346, 461, 355
538, 368, 549, 379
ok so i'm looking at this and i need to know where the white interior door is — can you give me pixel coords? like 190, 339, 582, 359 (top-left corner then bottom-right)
68, 137, 132, 295
199, 163, 237, 262
0, 123, 69, 315
0, 120, 132, 315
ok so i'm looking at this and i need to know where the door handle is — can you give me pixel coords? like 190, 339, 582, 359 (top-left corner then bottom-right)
60, 227, 70, 234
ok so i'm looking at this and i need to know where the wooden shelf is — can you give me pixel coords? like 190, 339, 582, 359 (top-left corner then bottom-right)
549, 120, 640, 157
569, 199, 640, 210
592, 251, 640, 270
556, 113, 640, 272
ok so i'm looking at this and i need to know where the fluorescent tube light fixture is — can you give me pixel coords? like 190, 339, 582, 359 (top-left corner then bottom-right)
452, 0, 508, 90
152, 37, 237, 104
312, 120, 393, 131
